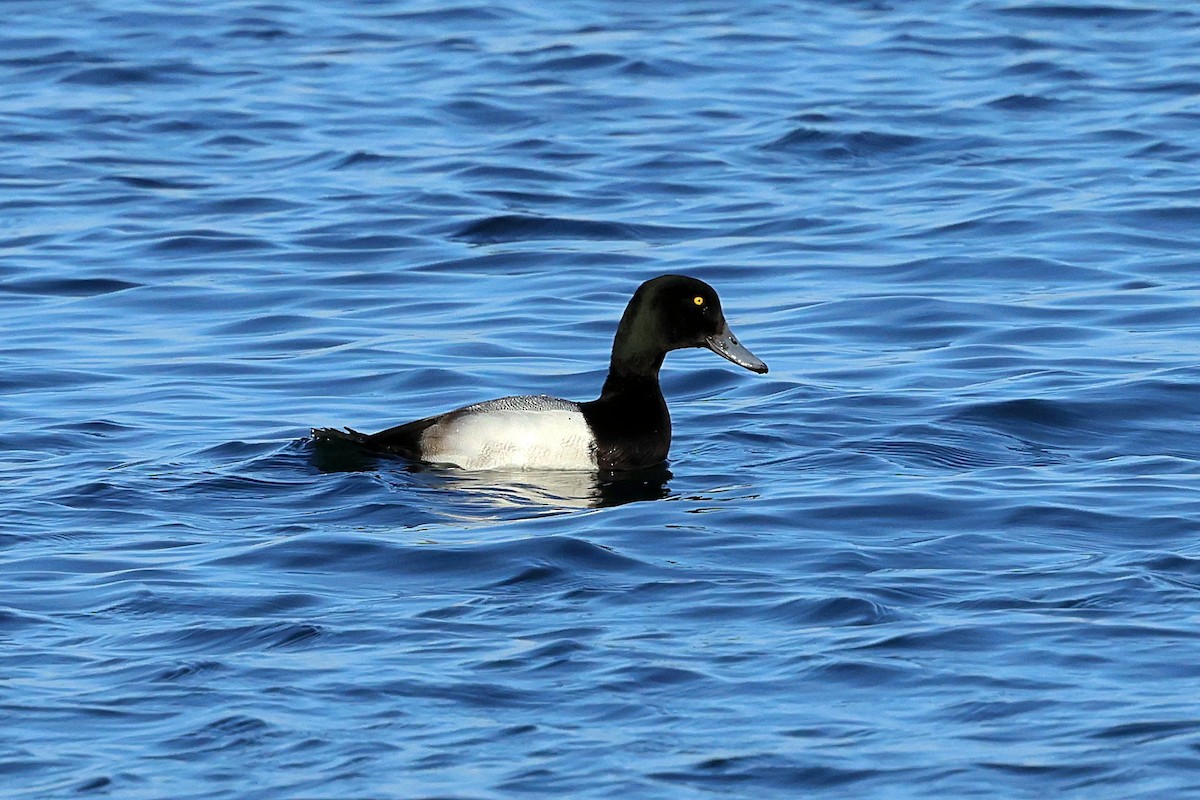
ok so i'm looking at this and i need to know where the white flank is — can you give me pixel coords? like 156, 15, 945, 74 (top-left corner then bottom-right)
418, 396, 597, 471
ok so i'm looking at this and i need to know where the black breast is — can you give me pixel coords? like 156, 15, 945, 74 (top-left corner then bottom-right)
580, 377, 671, 471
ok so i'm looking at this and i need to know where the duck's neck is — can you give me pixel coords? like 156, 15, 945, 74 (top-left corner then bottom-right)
600, 352, 665, 397
599, 292, 667, 394
598, 368, 663, 406
593, 336, 668, 432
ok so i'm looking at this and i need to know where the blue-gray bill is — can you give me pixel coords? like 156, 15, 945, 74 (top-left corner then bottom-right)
705, 324, 768, 374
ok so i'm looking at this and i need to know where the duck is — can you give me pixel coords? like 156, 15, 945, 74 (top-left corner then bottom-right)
312, 274, 768, 471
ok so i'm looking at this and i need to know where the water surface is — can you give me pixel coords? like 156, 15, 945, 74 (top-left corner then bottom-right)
3, 1, 1200, 797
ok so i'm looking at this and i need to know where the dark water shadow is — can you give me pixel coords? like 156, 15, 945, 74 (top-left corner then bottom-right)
308, 436, 672, 509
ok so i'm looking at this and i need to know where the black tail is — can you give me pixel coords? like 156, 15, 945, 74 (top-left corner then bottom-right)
309, 426, 388, 472
311, 416, 436, 462
310, 426, 371, 445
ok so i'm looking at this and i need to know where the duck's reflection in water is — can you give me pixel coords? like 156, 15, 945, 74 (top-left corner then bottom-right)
432, 465, 671, 509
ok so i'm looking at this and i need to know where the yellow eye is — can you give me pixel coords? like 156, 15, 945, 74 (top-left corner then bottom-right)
693, 296, 704, 306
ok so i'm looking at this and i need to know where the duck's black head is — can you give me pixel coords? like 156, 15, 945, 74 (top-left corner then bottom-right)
607, 274, 768, 380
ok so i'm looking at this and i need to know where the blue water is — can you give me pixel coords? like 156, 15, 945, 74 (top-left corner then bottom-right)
4, 0, 1200, 796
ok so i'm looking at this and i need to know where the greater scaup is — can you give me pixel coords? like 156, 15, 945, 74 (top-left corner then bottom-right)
312, 274, 767, 471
